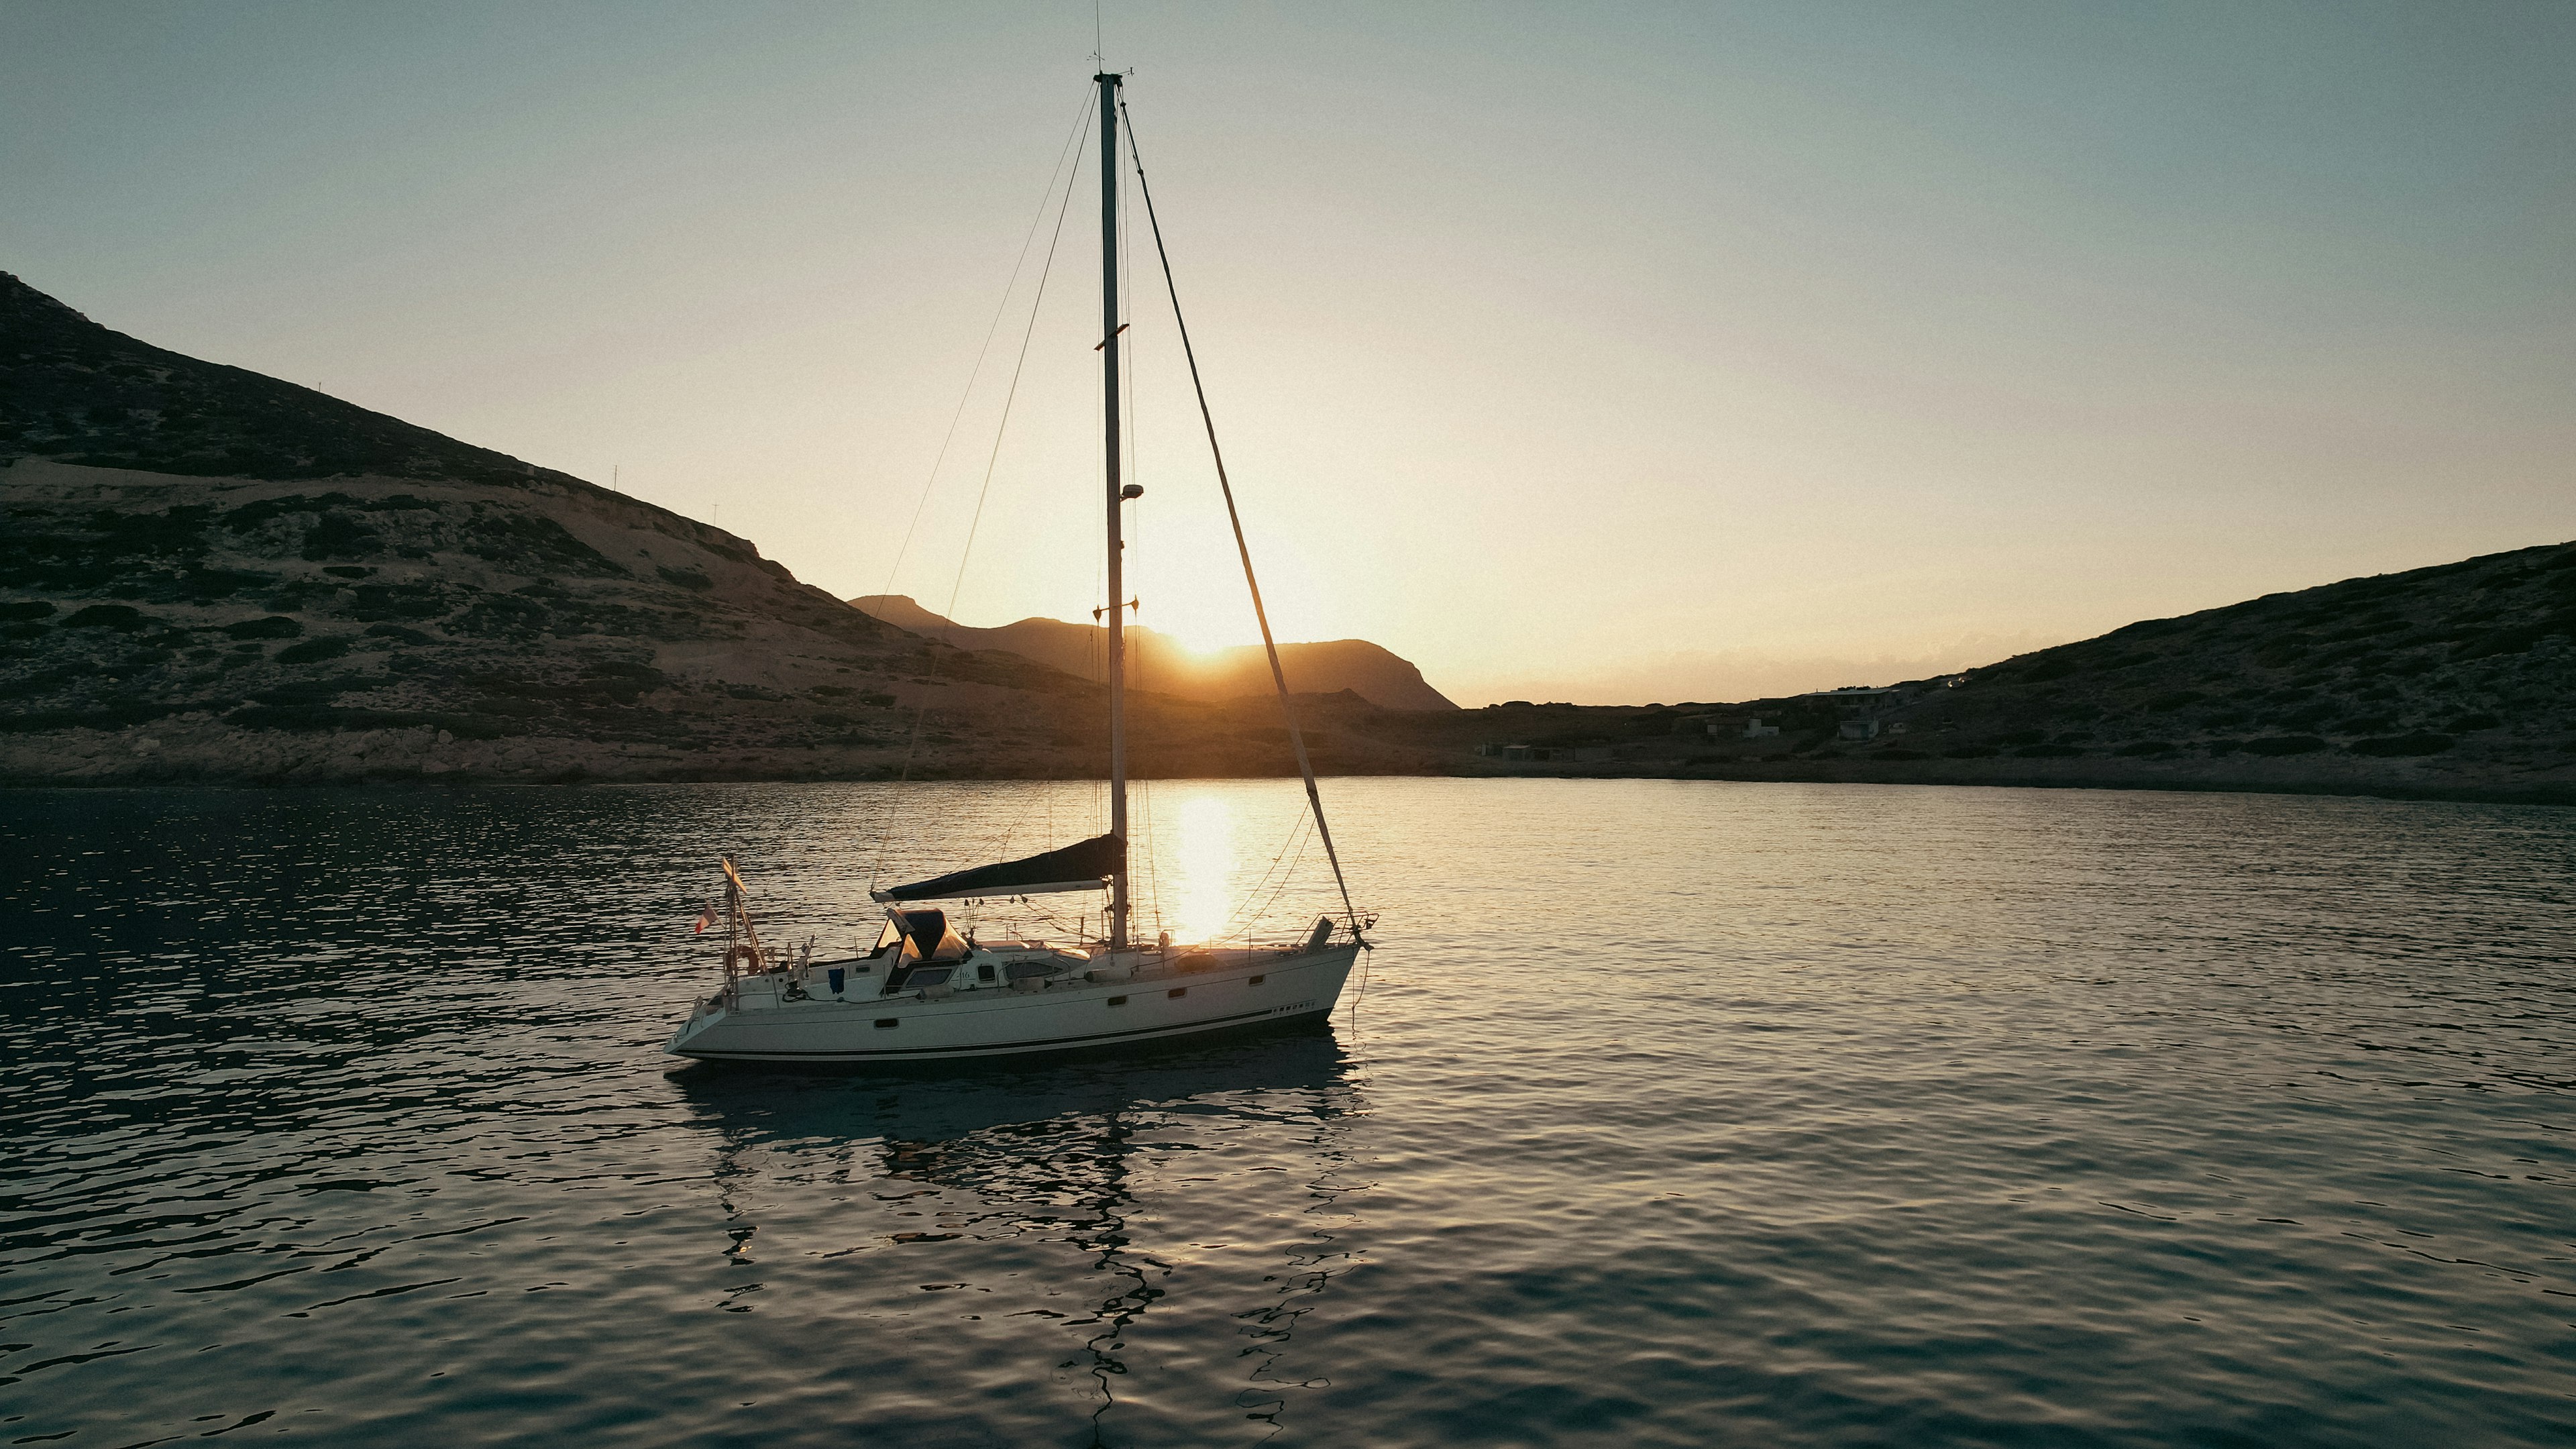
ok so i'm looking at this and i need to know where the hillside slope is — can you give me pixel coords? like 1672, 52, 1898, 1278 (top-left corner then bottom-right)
2, 271, 576, 485
1353, 541, 2575, 803
849, 596, 1457, 712
1890, 541, 2576, 764
0, 274, 1442, 784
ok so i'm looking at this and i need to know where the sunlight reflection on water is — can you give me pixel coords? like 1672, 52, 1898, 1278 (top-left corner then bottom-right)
3, 780, 2572, 1448
1163, 790, 1236, 945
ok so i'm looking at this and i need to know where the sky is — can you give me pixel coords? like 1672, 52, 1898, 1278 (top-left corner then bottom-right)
5, 2, 2571, 706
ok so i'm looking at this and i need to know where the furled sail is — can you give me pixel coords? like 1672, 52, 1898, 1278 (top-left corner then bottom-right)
870, 834, 1122, 903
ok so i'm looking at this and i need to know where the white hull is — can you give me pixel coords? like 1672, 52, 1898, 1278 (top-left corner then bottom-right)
665, 943, 1359, 1065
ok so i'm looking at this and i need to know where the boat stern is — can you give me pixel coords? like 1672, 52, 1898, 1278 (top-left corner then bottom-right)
663, 990, 732, 1057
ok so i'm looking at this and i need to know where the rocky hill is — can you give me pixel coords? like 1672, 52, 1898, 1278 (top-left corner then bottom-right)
3, 270, 574, 485
0, 273, 1444, 785
1365, 541, 2576, 804
850, 595, 1456, 712
9, 270, 2565, 804
1880, 541, 2575, 764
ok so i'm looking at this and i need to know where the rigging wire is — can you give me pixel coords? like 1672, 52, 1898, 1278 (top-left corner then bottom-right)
871, 91, 1097, 892
870, 87, 1095, 621
859, 90, 1089, 893
1134, 196, 1171, 940
1118, 96, 1364, 936
1116, 137, 1165, 939
1131, 624, 1161, 935
1208, 808, 1315, 945
1083, 543, 1106, 863
938, 111, 1092, 631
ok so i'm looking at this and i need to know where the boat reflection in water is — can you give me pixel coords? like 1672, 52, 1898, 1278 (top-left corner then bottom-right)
672, 1028, 1370, 1441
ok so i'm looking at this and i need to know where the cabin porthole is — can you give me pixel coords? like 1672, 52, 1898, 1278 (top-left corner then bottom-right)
1168, 987, 1187, 998
1107, 995, 1128, 1006
874, 1018, 899, 1029
1248, 975, 1265, 985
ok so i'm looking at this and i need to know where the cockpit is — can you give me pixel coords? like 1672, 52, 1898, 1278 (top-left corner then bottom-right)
872, 907, 973, 993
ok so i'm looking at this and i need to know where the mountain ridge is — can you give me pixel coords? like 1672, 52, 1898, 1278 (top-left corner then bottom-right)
3, 270, 2567, 802
1377, 538, 2575, 804
849, 594, 1457, 712
1, 271, 596, 488
0, 272, 1447, 784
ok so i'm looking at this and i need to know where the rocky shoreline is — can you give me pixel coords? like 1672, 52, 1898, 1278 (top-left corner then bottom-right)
6, 270, 2569, 808
8, 740, 2566, 808
1459, 755, 2575, 808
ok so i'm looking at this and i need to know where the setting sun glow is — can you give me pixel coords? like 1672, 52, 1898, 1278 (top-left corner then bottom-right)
1157, 793, 1236, 947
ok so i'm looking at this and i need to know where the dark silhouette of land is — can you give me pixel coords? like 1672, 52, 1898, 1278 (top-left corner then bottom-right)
849, 595, 1454, 712
3, 270, 2568, 802
0, 272, 1441, 784
1424, 541, 2575, 806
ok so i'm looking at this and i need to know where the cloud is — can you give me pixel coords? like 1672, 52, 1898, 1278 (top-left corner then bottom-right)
1446, 632, 2065, 707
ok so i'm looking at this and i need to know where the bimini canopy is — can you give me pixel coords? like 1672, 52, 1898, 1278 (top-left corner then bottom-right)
885, 908, 970, 963
871, 833, 1122, 904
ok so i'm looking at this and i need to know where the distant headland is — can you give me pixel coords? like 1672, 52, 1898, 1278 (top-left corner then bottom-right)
3, 270, 2569, 804
847, 595, 1454, 712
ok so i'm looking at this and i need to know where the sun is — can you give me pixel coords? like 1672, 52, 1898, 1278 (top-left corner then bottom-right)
1138, 592, 1256, 655
1121, 508, 1328, 655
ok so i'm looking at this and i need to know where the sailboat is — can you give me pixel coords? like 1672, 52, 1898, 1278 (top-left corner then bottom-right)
664, 73, 1369, 1065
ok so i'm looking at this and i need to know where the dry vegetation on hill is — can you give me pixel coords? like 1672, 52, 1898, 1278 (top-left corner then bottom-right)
0, 458, 1447, 786
0, 273, 1440, 785
0, 458, 1010, 782
5, 269, 2569, 802
1388, 541, 2576, 805
1893, 542, 2576, 763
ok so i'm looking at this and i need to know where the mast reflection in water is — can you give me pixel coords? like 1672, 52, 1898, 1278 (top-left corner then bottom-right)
674, 1031, 1369, 1442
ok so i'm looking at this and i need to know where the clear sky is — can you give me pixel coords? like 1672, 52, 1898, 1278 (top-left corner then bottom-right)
6, 2, 2570, 705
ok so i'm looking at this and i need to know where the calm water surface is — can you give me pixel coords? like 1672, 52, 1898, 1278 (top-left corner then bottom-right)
1, 780, 2571, 1447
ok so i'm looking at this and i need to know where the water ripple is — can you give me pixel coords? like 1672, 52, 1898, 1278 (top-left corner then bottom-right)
1, 781, 2571, 1446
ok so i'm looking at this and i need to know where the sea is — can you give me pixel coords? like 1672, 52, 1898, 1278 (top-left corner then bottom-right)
1, 779, 2570, 1448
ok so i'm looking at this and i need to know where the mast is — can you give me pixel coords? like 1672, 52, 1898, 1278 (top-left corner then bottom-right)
1097, 70, 1130, 949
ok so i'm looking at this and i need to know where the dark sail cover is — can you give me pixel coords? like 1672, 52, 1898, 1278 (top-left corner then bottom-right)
873, 834, 1122, 902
